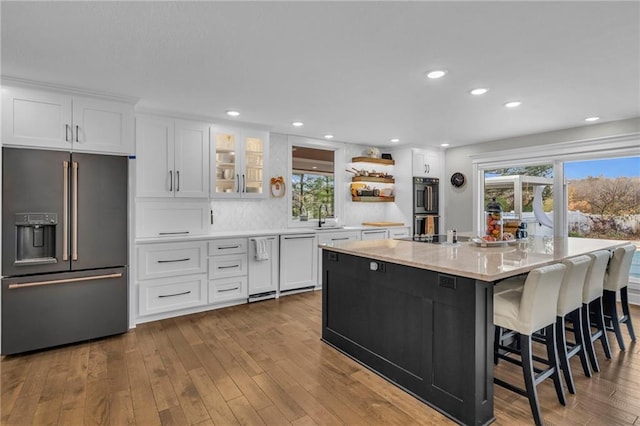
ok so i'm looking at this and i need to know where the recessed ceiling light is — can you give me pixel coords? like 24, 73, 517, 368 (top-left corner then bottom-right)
585, 116, 600, 122
426, 70, 447, 79
292, 121, 304, 127
470, 88, 488, 96
226, 110, 240, 117
390, 138, 400, 143
324, 134, 334, 139
440, 143, 450, 147
504, 101, 522, 108
312, 166, 318, 169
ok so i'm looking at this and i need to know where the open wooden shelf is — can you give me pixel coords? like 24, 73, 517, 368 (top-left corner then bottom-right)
352, 196, 395, 202
351, 176, 395, 184
351, 156, 395, 165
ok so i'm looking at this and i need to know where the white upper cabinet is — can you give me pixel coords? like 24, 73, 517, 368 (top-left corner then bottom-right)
2, 84, 134, 154
136, 115, 209, 198
211, 126, 268, 199
412, 148, 442, 178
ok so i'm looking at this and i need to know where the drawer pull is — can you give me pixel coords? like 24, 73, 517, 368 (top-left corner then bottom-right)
158, 290, 191, 298
332, 237, 350, 241
283, 235, 314, 240
218, 264, 240, 269
157, 258, 191, 263
159, 231, 189, 235
217, 245, 240, 250
219, 286, 240, 293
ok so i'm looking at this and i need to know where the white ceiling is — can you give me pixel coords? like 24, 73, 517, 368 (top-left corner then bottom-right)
2, 1, 639, 148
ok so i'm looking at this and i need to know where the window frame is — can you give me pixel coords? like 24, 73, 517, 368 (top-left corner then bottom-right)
287, 135, 345, 229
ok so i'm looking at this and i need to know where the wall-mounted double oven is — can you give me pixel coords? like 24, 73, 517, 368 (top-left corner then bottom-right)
413, 177, 439, 236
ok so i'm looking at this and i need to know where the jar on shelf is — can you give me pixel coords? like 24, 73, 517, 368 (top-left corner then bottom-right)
485, 197, 503, 241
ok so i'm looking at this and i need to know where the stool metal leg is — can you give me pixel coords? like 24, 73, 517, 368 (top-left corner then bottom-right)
556, 315, 576, 394
520, 334, 543, 426
572, 308, 591, 377
592, 297, 612, 359
544, 323, 566, 406
621, 287, 636, 341
582, 301, 600, 372
604, 289, 626, 351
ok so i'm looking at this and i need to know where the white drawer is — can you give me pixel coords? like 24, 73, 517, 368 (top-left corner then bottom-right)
317, 231, 360, 245
208, 254, 247, 279
388, 227, 410, 238
139, 274, 207, 316
137, 242, 207, 280
136, 200, 209, 237
208, 238, 247, 256
209, 276, 248, 304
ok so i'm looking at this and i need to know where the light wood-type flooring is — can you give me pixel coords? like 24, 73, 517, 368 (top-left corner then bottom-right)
1, 291, 639, 425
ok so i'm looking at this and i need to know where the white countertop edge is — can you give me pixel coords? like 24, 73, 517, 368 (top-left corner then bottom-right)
135, 225, 409, 244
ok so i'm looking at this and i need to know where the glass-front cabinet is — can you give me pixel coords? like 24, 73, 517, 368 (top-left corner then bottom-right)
211, 127, 268, 199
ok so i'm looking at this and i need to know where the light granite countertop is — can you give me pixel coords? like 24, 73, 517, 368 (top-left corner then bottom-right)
320, 236, 627, 282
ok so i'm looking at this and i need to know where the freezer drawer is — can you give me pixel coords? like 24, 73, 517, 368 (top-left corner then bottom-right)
1, 267, 128, 355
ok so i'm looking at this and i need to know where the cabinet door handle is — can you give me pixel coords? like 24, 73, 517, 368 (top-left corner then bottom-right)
218, 264, 240, 269
169, 170, 173, 191
158, 290, 191, 298
242, 174, 246, 193
217, 245, 240, 250
157, 258, 191, 263
211, 209, 214, 225
176, 170, 180, 192
75, 125, 79, 142
236, 174, 240, 192
158, 231, 189, 235
424, 163, 427, 174
65, 124, 71, 142
219, 286, 240, 293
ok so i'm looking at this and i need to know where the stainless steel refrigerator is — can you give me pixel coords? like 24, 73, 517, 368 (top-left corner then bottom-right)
2, 147, 128, 355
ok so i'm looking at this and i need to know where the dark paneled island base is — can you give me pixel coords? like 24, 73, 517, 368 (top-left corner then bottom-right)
322, 250, 495, 425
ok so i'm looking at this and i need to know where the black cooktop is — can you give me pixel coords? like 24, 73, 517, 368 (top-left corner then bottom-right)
396, 235, 470, 244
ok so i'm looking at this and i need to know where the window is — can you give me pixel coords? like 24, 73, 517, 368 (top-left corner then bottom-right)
288, 139, 343, 226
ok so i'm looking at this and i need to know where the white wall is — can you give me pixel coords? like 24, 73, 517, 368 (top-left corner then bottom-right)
443, 117, 640, 232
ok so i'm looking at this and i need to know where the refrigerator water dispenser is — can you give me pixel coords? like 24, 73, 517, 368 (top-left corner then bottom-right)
15, 213, 58, 265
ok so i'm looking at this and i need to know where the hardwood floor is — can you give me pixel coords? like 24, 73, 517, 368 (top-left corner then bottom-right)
1, 291, 639, 425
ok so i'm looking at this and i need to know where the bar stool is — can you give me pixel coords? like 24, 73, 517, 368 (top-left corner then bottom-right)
581, 250, 612, 372
555, 255, 592, 394
603, 244, 637, 350
494, 263, 567, 426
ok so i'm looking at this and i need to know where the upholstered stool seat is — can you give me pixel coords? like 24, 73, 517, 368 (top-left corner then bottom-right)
493, 263, 567, 426
603, 244, 637, 350
581, 250, 612, 371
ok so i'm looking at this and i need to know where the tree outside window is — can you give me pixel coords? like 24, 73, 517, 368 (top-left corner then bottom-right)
292, 173, 334, 220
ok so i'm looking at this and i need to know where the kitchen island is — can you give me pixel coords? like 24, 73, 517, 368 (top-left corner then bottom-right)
320, 237, 627, 425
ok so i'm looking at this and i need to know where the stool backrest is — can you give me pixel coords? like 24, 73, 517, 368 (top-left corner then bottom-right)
583, 250, 610, 303
558, 255, 592, 316
520, 263, 566, 333
604, 244, 636, 292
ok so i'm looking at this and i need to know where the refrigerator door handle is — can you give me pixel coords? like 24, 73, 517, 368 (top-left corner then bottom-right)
72, 161, 79, 261
8, 272, 123, 289
63, 160, 69, 261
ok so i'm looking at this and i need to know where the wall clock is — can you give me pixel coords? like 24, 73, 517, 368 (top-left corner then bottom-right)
450, 172, 466, 188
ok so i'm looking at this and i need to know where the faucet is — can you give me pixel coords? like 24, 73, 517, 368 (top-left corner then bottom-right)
318, 204, 327, 227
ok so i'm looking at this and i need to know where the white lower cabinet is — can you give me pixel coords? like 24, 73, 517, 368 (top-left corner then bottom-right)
248, 236, 279, 299
317, 230, 360, 288
209, 276, 247, 304
137, 241, 208, 318
279, 234, 318, 292
208, 238, 248, 304
361, 229, 389, 240
388, 227, 411, 239
139, 274, 208, 317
